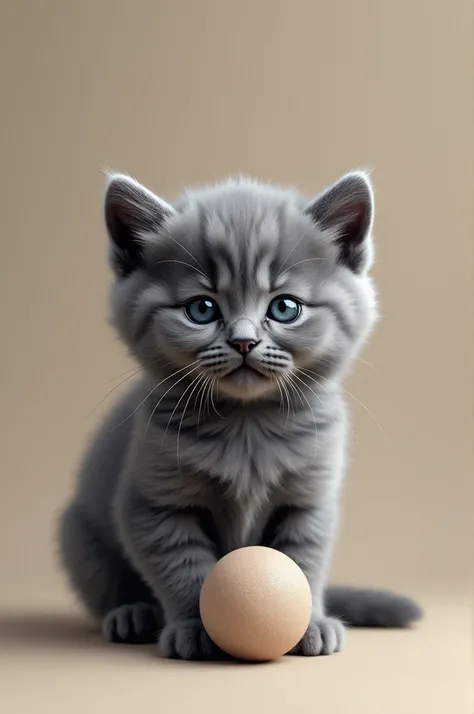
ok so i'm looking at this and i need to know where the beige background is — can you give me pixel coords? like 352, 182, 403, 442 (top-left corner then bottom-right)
0, 1, 472, 712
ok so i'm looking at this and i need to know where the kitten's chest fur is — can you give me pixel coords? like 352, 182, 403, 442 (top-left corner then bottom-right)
139, 403, 330, 552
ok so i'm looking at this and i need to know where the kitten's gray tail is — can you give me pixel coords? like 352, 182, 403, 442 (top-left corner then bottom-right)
325, 586, 423, 628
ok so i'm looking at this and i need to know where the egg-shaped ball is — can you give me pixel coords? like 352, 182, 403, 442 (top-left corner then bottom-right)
199, 546, 312, 661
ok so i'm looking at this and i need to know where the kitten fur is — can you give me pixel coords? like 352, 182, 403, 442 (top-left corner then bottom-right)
58, 171, 422, 660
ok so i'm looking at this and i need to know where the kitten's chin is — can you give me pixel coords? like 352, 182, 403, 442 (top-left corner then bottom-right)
218, 367, 276, 401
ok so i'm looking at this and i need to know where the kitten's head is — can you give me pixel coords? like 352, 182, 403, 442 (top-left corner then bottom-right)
105, 171, 377, 401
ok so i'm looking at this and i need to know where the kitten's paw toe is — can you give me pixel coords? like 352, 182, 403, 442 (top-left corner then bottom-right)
159, 618, 224, 661
102, 602, 162, 644
288, 616, 345, 656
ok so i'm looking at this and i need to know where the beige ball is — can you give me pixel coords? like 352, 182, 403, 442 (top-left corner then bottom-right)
199, 546, 312, 661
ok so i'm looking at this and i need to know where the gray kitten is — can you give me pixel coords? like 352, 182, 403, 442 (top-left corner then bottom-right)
58, 170, 422, 660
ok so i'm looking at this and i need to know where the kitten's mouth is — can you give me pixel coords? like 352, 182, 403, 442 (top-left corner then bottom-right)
226, 363, 269, 379
218, 362, 276, 399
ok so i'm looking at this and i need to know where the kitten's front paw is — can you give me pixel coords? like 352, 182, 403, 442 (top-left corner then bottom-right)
159, 618, 225, 661
288, 616, 345, 656
102, 602, 162, 644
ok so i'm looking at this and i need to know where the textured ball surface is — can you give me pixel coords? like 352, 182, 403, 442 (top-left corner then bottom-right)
199, 546, 312, 661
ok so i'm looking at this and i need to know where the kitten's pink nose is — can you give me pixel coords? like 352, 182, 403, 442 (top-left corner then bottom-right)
229, 339, 259, 354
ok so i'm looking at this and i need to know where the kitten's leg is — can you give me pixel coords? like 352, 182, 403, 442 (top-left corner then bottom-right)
116, 492, 223, 661
265, 504, 345, 656
58, 501, 163, 644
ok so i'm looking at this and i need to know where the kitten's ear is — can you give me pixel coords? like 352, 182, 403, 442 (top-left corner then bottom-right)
305, 171, 374, 273
104, 173, 174, 277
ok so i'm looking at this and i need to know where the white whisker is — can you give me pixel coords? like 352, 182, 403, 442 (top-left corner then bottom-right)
85, 367, 144, 420
278, 375, 293, 424
296, 368, 366, 443
108, 361, 200, 434
105, 356, 168, 384
176, 374, 205, 472
210, 378, 225, 419
297, 367, 334, 398
274, 377, 285, 414
276, 233, 307, 277
277, 257, 328, 278
319, 353, 382, 378
284, 374, 318, 439
340, 385, 387, 441
195, 375, 211, 435
154, 259, 209, 281
204, 378, 212, 420
292, 370, 336, 427
159, 230, 211, 281
88, 357, 174, 420
160, 373, 205, 448
283, 374, 305, 409
141, 365, 201, 447
105, 365, 144, 385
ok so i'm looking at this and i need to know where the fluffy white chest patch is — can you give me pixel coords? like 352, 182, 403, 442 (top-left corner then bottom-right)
209, 490, 274, 553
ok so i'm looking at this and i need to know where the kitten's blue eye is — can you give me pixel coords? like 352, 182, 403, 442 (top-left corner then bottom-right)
185, 297, 221, 324
267, 296, 301, 323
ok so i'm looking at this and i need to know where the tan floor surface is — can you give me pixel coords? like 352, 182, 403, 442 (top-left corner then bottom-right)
1, 588, 471, 714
